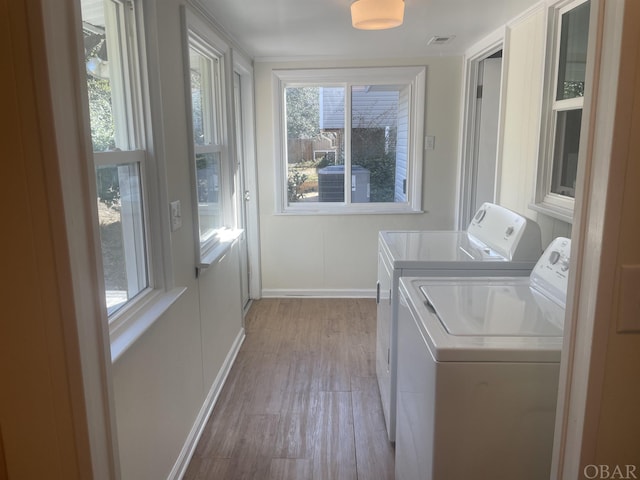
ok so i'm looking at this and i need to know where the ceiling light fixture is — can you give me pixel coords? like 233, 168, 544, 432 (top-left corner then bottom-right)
351, 0, 405, 30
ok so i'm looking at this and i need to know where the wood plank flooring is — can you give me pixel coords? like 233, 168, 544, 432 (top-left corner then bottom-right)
183, 298, 395, 480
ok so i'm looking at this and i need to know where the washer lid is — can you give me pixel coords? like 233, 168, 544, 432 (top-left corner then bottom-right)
420, 283, 564, 337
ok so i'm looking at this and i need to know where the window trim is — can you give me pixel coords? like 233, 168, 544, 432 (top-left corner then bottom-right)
272, 66, 426, 215
80, 0, 180, 350
532, 0, 592, 223
82, 0, 160, 322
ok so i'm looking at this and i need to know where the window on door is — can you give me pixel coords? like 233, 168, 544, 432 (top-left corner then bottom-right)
273, 67, 426, 214
184, 9, 234, 266
534, 0, 591, 220
189, 45, 226, 245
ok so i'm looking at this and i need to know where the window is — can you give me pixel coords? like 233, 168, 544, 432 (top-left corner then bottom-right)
81, 0, 150, 316
184, 9, 234, 265
273, 67, 426, 214
189, 46, 225, 244
534, 0, 591, 221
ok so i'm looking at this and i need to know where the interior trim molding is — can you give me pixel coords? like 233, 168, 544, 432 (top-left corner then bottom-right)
261, 288, 376, 298
168, 328, 246, 480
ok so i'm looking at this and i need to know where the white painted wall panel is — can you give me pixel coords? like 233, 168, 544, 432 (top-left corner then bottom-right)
199, 244, 244, 388
111, 2, 245, 478
500, 8, 546, 220
112, 289, 203, 480
499, 6, 572, 247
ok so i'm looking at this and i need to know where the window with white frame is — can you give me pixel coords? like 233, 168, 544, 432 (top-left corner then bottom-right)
535, 0, 591, 220
184, 11, 233, 265
273, 67, 426, 214
81, 0, 150, 316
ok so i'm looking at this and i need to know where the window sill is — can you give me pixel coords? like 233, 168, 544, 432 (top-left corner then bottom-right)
529, 202, 574, 224
198, 228, 243, 269
110, 287, 187, 363
277, 205, 424, 216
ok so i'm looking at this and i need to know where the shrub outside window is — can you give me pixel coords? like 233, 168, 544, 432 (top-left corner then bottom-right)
273, 67, 426, 214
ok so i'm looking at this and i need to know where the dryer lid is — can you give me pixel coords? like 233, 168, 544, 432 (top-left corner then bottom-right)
420, 283, 564, 337
380, 231, 509, 263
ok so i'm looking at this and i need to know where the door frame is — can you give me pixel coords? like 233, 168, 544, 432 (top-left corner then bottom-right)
457, 29, 506, 229
35, 0, 121, 476
551, 0, 629, 476
232, 50, 262, 303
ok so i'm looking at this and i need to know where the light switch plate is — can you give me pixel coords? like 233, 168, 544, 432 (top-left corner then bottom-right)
170, 200, 182, 232
617, 264, 640, 333
425, 135, 435, 150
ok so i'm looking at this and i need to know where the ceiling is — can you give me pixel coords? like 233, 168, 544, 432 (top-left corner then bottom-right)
196, 0, 540, 60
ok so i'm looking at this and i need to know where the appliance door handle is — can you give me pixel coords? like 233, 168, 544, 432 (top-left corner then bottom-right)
376, 281, 380, 304
424, 299, 443, 324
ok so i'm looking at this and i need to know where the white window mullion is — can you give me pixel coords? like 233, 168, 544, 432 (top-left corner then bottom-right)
94, 150, 145, 167
201, 54, 214, 145
396, 84, 411, 203
553, 96, 584, 112
103, 0, 129, 149
279, 80, 289, 209
194, 144, 222, 156
344, 83, 352, 205
117, 163, 146, 297
122, 0, 144, 149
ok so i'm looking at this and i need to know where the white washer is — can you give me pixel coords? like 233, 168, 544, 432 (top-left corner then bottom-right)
377, 202, 542, 441
394, 237, 571, 480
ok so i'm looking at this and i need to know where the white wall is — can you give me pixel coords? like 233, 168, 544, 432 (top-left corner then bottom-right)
112, 245, 243, 479
110, 1, 245, 478
254, 56, 463, 295
498, 5, 572, 246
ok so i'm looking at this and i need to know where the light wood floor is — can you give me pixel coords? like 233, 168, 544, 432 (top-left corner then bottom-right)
183, 298, 395, 480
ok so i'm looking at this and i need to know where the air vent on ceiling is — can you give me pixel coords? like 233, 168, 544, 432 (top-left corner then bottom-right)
427, 35, 455, 46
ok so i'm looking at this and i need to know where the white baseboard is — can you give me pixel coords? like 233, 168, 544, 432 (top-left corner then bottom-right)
261, 288, 376, 298
168, 328, 245, 480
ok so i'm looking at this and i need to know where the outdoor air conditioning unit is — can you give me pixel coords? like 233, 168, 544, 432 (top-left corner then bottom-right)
317, 165, 370, 202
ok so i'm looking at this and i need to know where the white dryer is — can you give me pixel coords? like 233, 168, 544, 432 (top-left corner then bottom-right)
394, 237, 571, 480
377, 203, 542, 441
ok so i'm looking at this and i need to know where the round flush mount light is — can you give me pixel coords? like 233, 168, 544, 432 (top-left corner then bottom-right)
351, 0, 405, 30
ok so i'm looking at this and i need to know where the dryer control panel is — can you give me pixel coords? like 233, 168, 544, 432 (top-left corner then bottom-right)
530, 237, 572, 307
467, 203, 542, 261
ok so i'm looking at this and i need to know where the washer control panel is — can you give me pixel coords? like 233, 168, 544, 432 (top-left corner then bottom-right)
530, 237, 571, 307
467, 203, 542, 261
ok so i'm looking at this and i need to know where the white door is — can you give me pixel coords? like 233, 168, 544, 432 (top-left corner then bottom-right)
460, 49, 503, 227
234, 72, 250, 310
473, 55, 502, 214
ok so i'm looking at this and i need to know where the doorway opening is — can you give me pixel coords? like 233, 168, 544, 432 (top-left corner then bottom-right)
459, 45, 504, 227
